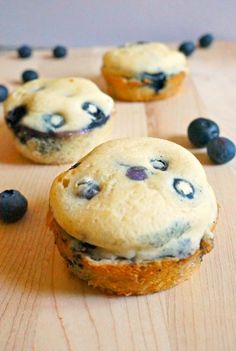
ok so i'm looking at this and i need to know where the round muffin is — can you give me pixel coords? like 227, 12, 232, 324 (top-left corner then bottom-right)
102, 42, 188, 101
49, 137, 217, 295
4, 77, 114, 164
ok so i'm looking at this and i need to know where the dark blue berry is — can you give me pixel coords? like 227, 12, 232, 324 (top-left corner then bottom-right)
173, 178, 195, 199
188, 117, 220, 148
43, 113, 65, 130
53, 46, 67, 58
150, 159, 168, 171
0, 190, 28, 223
140, 72, 166, 91
126, 166, 148, 181
82, 102, 109, 131
77, 180, 100, 200
81, 242, 97, 252
199, 34, 214, 48
6, 105, 27, 128
0, 85, 8, 102
207, 137, 235, 164
179, 42, 196, 56
17, 45, 32, 58
22, 70, 38, 83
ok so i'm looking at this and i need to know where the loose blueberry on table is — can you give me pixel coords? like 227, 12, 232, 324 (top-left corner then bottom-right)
0, 190, 28, 223
187, 117, 220, 148
207, 137, 235, 164
22, 70, 39, 83
53, 45, 67, 58
0, 85, 8, 102
17, 45, 32, 58
178, 41, 196, 56
199, 34, 214, 48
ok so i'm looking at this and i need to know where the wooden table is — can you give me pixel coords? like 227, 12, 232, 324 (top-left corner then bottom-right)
0, 42, 235, 351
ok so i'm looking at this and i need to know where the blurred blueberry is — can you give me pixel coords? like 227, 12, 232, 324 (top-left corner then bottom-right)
0, 85, 8, 102
179, 41, 196, 56
188, 117, 220, 148
18, 45, 32, 58
53, 45, 67, 58
207, 137, 235, 164
22, 70, 39, 83
199, 34, 214, 48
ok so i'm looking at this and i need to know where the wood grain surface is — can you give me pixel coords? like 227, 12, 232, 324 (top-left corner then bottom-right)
0, 42, 235, 351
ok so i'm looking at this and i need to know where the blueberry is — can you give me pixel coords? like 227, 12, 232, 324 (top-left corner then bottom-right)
0, 85, 8, 102
188, 117, 220, 148
17, 45, 32, 58
150, 159, 168, 171
126, 166, 148, 181
22, 70, 39, 83
6, 105, 27, 128
53, 46, 67, 58
199, 34, 214, 48
140, 72, 166, 91
76, 180, 100, 200
207, 137, 235, 164
173, 178, 195, 199
0, 190, 28, 223
178, 42, 196, 56
81, 242, 97, 252
43, 113, 65, 130
82, 102, 109, 130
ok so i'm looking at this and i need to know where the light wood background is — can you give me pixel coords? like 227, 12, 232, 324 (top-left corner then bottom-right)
0, 42, 235, 351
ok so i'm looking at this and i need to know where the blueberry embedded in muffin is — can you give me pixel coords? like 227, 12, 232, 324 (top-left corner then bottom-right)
49, 137, 217, 295
102, 42, 188, 101
4, 77, 114, 164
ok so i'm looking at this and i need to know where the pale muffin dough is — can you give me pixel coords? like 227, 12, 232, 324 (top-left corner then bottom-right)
4, 77, 114, 133
4, 77, 114, 164
102, 42, 188, 77
50, 137, 217, 261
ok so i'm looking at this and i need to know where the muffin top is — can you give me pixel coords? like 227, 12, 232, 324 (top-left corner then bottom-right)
102, 42, 188, 77
50, 137, 217, 261
4, 77, 114, 136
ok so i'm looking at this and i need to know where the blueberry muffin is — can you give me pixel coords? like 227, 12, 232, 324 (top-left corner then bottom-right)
102, 42, 188, 101
49, 137, 217, 295
4, 78, 114, 164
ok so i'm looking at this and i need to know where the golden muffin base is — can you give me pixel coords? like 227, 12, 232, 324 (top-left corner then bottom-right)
102, 69, 186, 102
13, 118, 113, 164
52, 217, 214, 296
